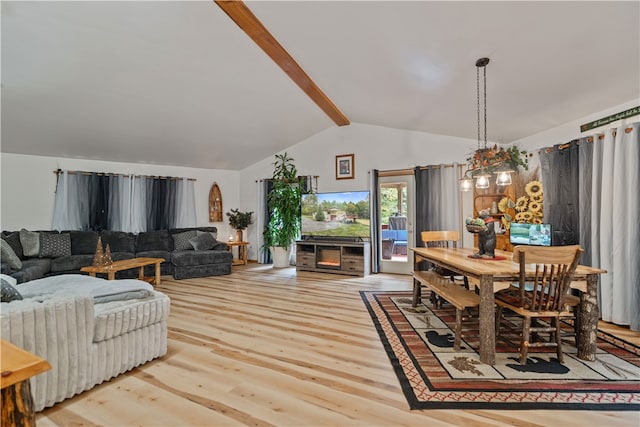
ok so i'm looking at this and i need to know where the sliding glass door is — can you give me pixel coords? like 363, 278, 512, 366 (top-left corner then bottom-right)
378, 174, 414, 274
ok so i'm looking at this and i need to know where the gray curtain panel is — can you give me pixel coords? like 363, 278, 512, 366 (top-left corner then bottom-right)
540, 121, 640, 331
590, 122, 640, 331
369, 169, 380, 273
414, 164, 462, 270
539, 141, 580, 246
52, 171, 196, 232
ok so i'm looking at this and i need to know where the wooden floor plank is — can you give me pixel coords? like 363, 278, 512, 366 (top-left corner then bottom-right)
36, 265, 639, 426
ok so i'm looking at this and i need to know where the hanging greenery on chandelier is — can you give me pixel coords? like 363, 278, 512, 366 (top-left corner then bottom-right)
466, 144, 529, 175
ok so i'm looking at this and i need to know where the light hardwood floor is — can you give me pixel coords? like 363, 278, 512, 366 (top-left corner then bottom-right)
37, 265, 639, 426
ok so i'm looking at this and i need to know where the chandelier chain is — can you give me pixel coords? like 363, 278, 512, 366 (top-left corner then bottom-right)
477, 66, 481, 148
483, 65, 487, 148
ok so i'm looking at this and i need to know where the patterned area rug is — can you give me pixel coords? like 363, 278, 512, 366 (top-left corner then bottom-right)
361, 290, 640, 410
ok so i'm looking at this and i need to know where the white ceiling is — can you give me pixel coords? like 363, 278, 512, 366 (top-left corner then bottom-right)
2, 1, 638, 170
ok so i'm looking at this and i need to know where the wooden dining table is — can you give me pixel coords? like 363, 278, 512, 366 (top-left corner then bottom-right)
412, 246, 607, 365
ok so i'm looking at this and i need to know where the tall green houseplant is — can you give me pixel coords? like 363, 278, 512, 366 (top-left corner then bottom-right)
264, 153, 302, 267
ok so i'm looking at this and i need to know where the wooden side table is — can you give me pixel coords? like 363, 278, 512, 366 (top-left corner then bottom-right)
226, 241, 249, 266
1, 340, 51, 427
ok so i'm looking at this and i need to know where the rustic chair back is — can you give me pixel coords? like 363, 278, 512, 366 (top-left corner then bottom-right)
512, 245, 583, 313
421, 231, 460, 248
496, 244, 584, 364
413, 230, 467, 307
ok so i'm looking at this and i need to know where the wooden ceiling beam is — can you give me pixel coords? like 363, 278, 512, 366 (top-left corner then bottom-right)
214, 0, 350, 126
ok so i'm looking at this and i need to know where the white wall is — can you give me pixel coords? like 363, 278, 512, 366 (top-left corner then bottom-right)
513, 99, 639, 152
239, 122, 478, 258
0, 153, 240, 239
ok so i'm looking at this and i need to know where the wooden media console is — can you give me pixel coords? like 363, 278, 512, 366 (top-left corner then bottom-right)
296, 240, 370, 277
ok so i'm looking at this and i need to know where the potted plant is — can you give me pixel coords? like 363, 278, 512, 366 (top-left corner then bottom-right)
226, 208, 253, 242
264, 152, 302, 267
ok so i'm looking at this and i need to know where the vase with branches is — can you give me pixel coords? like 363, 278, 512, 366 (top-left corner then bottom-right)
226, 208, 253, 242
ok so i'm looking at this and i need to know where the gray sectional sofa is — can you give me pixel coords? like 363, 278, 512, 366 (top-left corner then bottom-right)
1, 227, 233, 283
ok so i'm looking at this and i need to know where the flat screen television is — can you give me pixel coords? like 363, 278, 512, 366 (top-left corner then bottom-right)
509, 223, 552, 246
301, 191, 370, 239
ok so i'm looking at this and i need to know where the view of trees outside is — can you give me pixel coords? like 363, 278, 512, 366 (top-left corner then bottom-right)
301, 192, 370, 237
380, 185, 407, 224
301, 194, 370, 220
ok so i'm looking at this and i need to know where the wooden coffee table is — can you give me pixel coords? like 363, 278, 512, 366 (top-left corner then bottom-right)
81, 257, 164, 286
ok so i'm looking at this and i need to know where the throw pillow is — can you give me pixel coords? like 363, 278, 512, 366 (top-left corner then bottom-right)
19, 229, 40, 257
2, 233, 24, 259
173, 230, 197, 251
39, 233, 72, 258
0, 239, 22, 270
1, 278, 23, 303
189, 232, 216, 251
0, 274, 17, 287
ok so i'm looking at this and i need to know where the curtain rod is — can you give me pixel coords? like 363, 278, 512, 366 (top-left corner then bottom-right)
378, 163, 461, 177
542, 126, 635, 153
53, 169, 196, 181
255, 175, 318, 183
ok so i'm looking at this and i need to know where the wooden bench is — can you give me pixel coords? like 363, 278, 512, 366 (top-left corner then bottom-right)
412, 270, 480, 351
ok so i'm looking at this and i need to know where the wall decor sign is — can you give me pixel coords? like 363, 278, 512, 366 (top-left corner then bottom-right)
580, 106, 639, 132
336, 154, 355, 180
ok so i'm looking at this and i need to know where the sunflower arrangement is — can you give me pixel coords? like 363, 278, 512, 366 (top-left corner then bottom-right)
498, 180, 544, 228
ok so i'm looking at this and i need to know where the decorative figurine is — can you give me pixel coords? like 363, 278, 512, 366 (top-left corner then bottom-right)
475, 209, 496, 258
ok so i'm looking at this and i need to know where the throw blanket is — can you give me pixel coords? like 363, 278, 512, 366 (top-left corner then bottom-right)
17, 274, 154, 303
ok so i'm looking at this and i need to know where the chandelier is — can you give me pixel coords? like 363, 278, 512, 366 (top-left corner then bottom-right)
460, 58, 514, 191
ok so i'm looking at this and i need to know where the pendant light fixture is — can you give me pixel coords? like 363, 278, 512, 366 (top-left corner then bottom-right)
474, 57, 491, 189
495, 165, 514, 186
460, 58, 522, 191
459, 168, 474, 192
460, 57, 510, 191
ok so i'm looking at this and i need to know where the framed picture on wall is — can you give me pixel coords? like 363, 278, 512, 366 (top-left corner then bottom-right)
336, 154, 355, 180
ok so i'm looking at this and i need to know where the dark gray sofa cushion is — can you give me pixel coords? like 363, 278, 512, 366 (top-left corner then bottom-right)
136, 230, 172, 252
211, 241, 228, 251
1, 232, 24, 259
69, 231, 100, 255
50, 254, 95, 273
171, 250, 232, 267
1, 263, 12, 275
173, 263, 231, 280
101, 231, 135, 254
10, 258, 51, 284
135, 250, 172, 275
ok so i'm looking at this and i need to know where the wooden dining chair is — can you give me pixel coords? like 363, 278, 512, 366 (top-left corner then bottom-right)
494, 245, 583, 364
412, 231, 465, 307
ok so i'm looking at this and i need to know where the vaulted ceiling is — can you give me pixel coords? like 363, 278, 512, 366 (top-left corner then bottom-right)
2, 1, 638, 170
